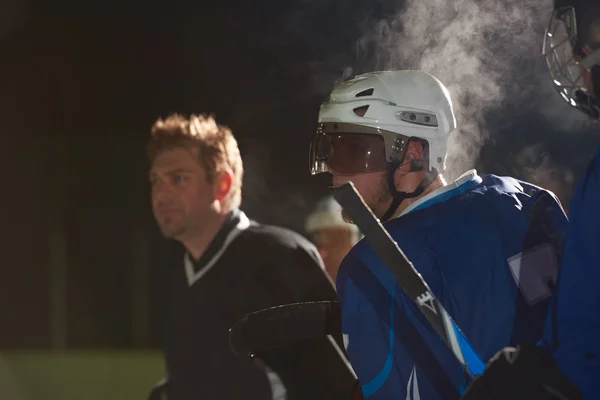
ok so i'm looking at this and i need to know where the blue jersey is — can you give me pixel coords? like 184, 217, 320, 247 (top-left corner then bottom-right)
539, 144, 600, 399
337, 171, 568, 400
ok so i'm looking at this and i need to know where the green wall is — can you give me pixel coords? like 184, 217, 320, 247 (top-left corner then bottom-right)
0, 351, 165, 400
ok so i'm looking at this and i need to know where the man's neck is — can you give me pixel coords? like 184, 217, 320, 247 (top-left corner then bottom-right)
182, 212, 229, 261
391, 174, 447, 218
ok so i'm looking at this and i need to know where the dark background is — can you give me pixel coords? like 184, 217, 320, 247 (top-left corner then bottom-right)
0, 1, 598, 350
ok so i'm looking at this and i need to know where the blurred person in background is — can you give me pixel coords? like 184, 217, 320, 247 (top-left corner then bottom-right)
305, 195, 361, 282
528, 167, 571, 210
513, 144, 574, 213
146, 113, 356, 400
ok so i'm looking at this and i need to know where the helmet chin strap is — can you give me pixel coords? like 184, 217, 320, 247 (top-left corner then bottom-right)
380, 163, 439, 222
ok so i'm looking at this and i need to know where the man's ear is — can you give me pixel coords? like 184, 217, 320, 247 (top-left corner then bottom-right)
405, 140, 425, 162
214, 170, 233, 202
397, 140, 426, 173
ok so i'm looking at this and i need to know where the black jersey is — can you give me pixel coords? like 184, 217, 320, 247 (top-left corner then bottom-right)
163, 209, 356, 400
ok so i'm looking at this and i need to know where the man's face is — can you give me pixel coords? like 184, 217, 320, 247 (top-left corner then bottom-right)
149, 147, 216, 240
331, 170, 391, 220
313, 227, 355, 282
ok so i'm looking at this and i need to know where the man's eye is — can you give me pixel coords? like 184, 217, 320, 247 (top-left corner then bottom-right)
149, 178, 159, 186
174, 174, 186, 183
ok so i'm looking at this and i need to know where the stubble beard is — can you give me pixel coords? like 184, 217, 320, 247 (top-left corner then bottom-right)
159, 215, 187, 240
341, 176, 391, 224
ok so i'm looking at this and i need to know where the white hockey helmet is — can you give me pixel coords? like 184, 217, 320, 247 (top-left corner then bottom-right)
305, 196, 361, 243
309, 70, 456, 176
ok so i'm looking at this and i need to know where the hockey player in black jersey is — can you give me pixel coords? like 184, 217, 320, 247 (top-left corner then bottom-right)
146, 113, 356, 400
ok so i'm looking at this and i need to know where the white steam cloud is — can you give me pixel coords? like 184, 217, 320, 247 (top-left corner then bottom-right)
353, 0, 575, 180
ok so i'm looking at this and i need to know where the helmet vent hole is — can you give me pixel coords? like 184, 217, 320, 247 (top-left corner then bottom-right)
355, 88, 374, 97
353, 105, 370, 117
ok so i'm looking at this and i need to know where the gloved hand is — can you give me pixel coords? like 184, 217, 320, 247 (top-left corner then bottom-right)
462, 343, 582, 400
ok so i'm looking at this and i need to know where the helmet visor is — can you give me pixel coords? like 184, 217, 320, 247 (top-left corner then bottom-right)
309, 123, 408, 175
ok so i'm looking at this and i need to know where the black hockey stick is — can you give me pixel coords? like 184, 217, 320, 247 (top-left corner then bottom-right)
229, 300, 342, 357
332, 182, 485, 378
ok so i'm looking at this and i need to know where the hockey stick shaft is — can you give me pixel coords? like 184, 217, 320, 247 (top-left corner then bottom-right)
332, 182, 485, 377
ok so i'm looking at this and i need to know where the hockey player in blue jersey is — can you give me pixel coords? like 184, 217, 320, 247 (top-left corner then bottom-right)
308, 70, 570, 399
462, 1, 600, 399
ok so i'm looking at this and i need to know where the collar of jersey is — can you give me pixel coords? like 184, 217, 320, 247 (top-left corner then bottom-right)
397, 169, 482, 218
184, 209, 250, 286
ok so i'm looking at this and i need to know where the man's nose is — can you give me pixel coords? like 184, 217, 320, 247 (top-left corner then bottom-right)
152, 182, 174, 202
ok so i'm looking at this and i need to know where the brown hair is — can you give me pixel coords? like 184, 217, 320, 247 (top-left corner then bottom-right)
147, 113, 243, 211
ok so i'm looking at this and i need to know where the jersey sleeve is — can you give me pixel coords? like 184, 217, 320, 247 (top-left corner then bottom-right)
539, 145, 600, 398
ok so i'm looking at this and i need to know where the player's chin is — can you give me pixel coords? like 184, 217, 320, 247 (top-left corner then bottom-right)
159, 222, 186, 239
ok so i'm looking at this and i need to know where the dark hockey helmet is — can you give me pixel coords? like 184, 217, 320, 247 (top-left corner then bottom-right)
543, 0, 600, 121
